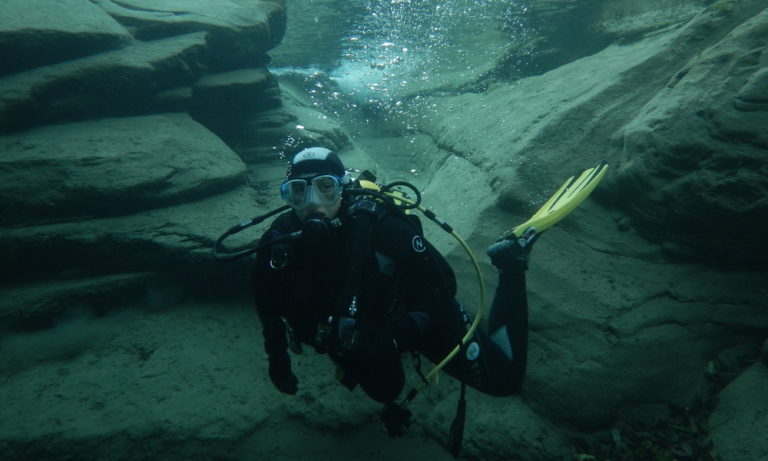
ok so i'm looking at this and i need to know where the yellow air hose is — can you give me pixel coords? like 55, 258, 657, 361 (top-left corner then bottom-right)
380, 190, 487, 388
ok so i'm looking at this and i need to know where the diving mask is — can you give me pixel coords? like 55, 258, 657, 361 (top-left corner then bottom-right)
280, 174, 343, 210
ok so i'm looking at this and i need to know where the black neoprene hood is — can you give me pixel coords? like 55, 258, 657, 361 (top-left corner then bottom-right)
288, 147, 345, 179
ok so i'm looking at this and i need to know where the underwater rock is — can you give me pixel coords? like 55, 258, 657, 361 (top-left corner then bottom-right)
0, 115, 262, 290
762, 339, 768, 365
0, 111, 256, 298
425, 392, 572, 460
520, 247, 767, 430
0, 32, 208, 134
409, 23, 683, 202
1, 1, 765, 459
0, 303, 283, 460
409, 3, 768, 270
0, 0, 287, 134
709, 361, 768, 461
596, 1, 705, 40
0, 112, 254, 293
192, 68, 279, 114
93, 0, 286, 71
406, 0, 768, 431
0, 300, 458, 460
0, 113, 246, 226
0, 185, 262, 290
189, 67, 282, 145
218, 77, 352, 168
495, 0, 704, 79
617, 6, 768, 267
153, 86, 194, 112
736, 66, 768, 108
0, 0, 131, 76
0, 273, 156, 335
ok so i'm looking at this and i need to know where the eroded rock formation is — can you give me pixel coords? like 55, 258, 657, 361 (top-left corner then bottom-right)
1, 1, 766, 460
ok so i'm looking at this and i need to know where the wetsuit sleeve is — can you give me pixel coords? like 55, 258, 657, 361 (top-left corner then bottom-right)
252, 227, 302, 394
252, 229, 290, 358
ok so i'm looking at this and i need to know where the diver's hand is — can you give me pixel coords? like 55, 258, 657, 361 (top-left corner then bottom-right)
268, 354, 298, 395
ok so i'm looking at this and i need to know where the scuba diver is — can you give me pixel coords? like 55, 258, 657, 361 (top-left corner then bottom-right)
253, 146, 532, 393
213, 146, 606, 453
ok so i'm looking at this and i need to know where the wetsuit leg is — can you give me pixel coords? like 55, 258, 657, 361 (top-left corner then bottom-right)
419, 268, 528, 396
486, 268, 528, 389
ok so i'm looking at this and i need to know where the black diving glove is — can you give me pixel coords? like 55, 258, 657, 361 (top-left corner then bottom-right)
381, 402, 412, 437
268, 353, 298, 395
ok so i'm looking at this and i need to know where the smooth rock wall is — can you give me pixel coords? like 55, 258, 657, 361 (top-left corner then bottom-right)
400, 0, 768, 458
0, 0, 288, 338
0, 0, 132, 76
1, 1, 766, 460
618, 7, 768, 267
0, 114, 246, 226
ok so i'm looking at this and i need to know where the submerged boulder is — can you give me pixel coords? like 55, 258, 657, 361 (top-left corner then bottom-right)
0, 273, 156, 335
94, 0, 286, 70
424, 390, 572, 460
0, 0, 766, 459
0, 0, 132, 76
403, 0, 768, 430
0, 0, 287, 135
0, 113, 260, 291
0, 113, 246, 226
192, 68, 280, 114
0, 33, 208, 133
709, 361, 768, 461
0, 303, 280, 459
0, 184, 263, 293
189, 67, 282, 143
0, 301, 461, 461
595, 1, 706, 41
618, 7, 768, 267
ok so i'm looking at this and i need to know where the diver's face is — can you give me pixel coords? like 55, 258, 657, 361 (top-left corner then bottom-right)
280, 174, 343, 222
295, 199, 341, 222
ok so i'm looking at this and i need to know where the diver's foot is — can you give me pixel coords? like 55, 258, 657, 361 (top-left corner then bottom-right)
486, 227, 539, 272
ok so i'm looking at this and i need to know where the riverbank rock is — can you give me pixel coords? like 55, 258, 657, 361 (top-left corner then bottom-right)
189, 67, 281, 147
94, 0, 286, 70
406, 0, 768, 430
618, 6, 768, 267
0, 0, 287, 135
0, 32, 209, 134
1, 0, 766, 460
0, 0, 131, 76
0, 113, 260, 298
0, 273, 156, 338
0, 301, 454, 461
422, 389, 572, 460
0, 114, 246, 226
709, 360, 768, 461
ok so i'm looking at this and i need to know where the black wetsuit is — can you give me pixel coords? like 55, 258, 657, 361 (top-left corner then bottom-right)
253, 204, 528, 403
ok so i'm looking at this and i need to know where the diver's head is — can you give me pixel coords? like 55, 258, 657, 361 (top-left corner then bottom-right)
281, 147, 349, 222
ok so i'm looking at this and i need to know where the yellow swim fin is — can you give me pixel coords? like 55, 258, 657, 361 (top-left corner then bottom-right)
510, 161, 608, 237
